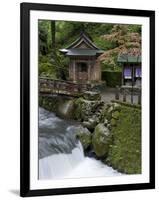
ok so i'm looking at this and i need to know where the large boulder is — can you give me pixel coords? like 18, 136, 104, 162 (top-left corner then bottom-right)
73, 98, 92, 121
92, 123, 112, 157
76, 127, 92, 150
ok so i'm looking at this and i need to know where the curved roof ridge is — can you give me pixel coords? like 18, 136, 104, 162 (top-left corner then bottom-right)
82, 32, 99, 49
65, 32, 100, 50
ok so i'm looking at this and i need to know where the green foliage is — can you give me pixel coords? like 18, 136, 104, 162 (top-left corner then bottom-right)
102, 71, 122, 87
106, 106, 141, 174
39, 55, 57, 78
101, 62, 121, 72
94, 37, 117, 51
39, 96, 59, 112
127, 25, 141, 33
39, 20, 52, 55
101, 51, 121, 71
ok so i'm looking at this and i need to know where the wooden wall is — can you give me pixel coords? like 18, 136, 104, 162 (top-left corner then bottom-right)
69, 56, 101, 83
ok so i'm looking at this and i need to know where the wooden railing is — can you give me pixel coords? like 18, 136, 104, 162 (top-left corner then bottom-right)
39, 77, 92, 97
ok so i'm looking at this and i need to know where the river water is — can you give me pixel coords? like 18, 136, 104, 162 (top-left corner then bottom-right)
39, 107, 121, 179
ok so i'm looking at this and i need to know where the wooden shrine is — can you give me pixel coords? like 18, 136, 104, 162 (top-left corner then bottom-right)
60, 32, 103, 83
118, 54, 141, 87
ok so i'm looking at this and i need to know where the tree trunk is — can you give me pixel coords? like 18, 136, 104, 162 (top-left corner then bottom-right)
50, 20, 66, 80
51, 20, 56, 57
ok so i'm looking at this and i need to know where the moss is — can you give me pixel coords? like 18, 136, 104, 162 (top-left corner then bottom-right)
106, 105, 141, 174
100, 105, 112, 122
73, 97, 84, 120
111, 100, 141, 109
100, 103, 121, 123
110, 118, 117, 126
112, 111, 120, 119
39, 96, 59, 112
92, 123, 112, 157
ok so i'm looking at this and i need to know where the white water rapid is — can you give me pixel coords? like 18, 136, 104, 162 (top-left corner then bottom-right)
39, 107, 121, 180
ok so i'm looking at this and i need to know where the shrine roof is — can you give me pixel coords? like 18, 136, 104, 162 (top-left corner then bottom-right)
59, 32, 103, 56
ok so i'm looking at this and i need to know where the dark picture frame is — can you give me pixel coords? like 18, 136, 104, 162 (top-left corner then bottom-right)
20, 2, 155, 197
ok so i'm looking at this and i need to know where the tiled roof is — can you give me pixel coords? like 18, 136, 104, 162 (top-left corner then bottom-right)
60, 32, 103, 56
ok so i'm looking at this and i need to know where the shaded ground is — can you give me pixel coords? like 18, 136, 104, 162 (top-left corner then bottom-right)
100, 87, 139, 104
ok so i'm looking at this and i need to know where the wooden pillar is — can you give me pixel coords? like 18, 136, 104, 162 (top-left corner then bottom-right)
69, 61, 72, 80
122, 65, 124, 85
138, 93, 141, 105
87, 61, 91, 82
123, 90, 126, 102
99, 61, 101, 81
115, 86, 120, 100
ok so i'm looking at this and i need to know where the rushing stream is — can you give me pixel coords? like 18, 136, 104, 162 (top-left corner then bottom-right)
39, 107, 121, 179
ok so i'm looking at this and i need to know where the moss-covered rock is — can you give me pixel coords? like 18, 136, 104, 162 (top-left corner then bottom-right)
92, 123, 112, 157
76, 127, 92, 150
73, 97, 104, 125
110, 118, 117, 126
100, 105, 111, 122
73, 97, 84, 121
83, 119, 97, 130
100, 103, 121, 123
112, 111, 120, 119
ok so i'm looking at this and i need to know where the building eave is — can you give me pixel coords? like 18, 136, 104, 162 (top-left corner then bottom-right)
117, 54, 142, 63
59, 49, 103, 56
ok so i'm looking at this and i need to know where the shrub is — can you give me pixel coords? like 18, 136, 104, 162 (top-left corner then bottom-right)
102, 71, 122, 87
